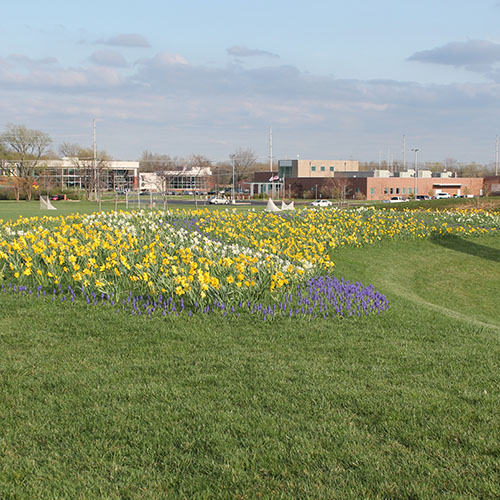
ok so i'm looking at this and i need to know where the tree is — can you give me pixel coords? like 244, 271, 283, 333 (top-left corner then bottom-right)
188, 154, 213, 208
230, 148, 257, 185
153, 156, 184, 211
0, 124, 52, 201
329, 177, 350, 208
444, 158, 458, 172
59, 143, 111, 200
213, 161, 232, 192
139, 151, 184, 173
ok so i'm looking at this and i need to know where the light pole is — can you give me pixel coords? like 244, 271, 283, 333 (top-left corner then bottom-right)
411, 148, 419, 199
230, 154, 236, 204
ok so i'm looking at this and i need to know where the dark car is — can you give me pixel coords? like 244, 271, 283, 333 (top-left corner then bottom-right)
49, 194, 65, 201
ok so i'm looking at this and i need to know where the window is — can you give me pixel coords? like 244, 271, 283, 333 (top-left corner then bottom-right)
355, 187, 360, 193
408, 188, 413, 194
396, 188, 400, 194
279, 166, 292, 179
320, 166, 325, 172
330, 166, 334, 172
390, 188, 394, 194
402, 188, 406, 194
384, 188, 389, 194
311, 166, 316, 172
370, 188, 375, 195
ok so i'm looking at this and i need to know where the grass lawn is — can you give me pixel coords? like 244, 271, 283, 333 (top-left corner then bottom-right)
0, 208, 499, 498
0, 200, 119, 221
0, 200, 261, 222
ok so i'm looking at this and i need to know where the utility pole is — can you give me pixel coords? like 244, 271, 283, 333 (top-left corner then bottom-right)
93, 119, 102, 210
403, 135, 406, 171
231, 154, 235, 204
269, 126, 273, 173
496, 135, 498, 176
412, 148, 419, 199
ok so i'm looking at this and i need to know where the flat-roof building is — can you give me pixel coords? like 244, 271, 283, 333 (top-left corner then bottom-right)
278, 159, 359, 180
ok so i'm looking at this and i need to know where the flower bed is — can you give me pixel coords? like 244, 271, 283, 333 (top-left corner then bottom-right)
1, 206, 496, 320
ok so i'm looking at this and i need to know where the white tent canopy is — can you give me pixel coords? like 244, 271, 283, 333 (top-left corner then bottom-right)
40, 195, 57, 210
265, 198, 281, 212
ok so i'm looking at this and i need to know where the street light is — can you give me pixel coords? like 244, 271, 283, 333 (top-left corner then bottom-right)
411, 148, 419, 199
230, 154, 236, 204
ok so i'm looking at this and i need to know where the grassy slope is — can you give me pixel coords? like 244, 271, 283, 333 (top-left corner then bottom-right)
0, 212, 499, 497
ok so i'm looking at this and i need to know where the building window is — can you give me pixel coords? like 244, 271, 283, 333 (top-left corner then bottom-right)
311, 166, 316, 172
330, 166, 334, 172
396, 188, 400, 194
384, 188, 389, 194
390, 188, 394, 194
321, 166, 325, 172
402, 188, 406, 194
370, 188, 375, 195
408, 188, 412, 194
355, 187, 360, 193
279, 166, 292, 179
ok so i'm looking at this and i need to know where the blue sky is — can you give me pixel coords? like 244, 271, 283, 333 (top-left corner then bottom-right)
2, 0, 500, 164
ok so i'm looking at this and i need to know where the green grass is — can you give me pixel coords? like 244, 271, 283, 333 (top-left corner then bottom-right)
0, 200, 118, 221
0, 212, 500, 497
0, 200, 260, 222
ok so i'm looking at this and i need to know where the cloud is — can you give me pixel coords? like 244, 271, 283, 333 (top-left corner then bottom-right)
3, 50, 500, 162
408, 39, 500, 73
137, 51, 188, 67
89, 49, 127, 67
96, 33, 150, 48
227, 46, 279, 58
8, 54, 58, 67
0, 58, 124, 91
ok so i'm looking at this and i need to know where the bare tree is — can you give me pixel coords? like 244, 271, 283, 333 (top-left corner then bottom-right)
37, 168, 57, 197
329, 177, 350, 208
444, 158, 458, 172
59, 143, 111, 200
139, 150, 182, 173
230, 148, 257, 185
0, 124, 52, 201
213, 161, 232, 193
154, 157, 184, 210
188, 154, 213, 208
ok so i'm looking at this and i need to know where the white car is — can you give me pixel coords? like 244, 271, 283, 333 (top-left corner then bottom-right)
209, 197, 229, 205
434, 192, 451, 199
385, 196, 408, 203
310, 199, 333, 207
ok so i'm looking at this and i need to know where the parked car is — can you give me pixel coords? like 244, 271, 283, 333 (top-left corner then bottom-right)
49, 194, 66, 201
310, 199, 333, 207
209, 197, 229, 205
415, 194, 431, 201
385, 196, 408, 203
434, 192, 451, 199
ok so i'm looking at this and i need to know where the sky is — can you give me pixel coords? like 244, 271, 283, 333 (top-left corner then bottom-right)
2, 0, 500, 165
